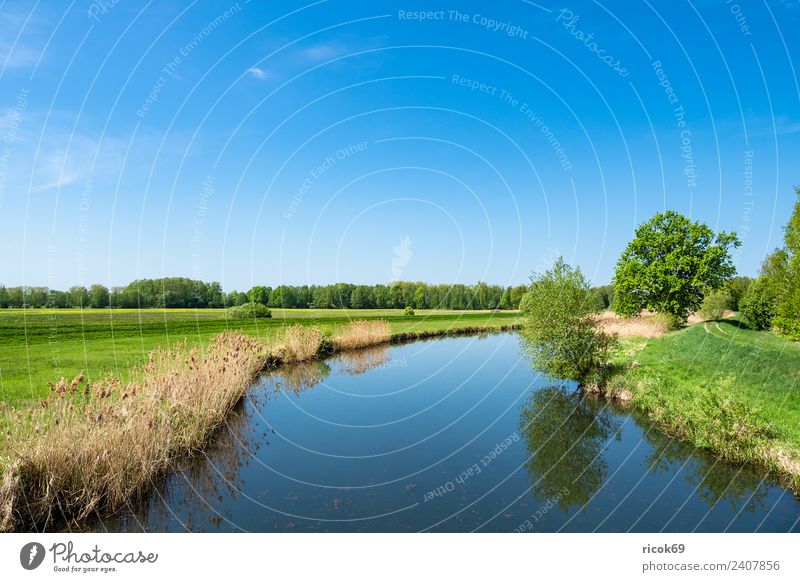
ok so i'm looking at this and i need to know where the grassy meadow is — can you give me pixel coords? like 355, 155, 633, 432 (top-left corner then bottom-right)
607, 315, 800, 486
0, 308, 521, 406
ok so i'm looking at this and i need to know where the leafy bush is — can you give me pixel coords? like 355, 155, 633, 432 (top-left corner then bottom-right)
403, 306, 415, 316
520, 258, 617, 386
740, 276, 778, 331
226, 302, 272, 319
699, 289, 733, 320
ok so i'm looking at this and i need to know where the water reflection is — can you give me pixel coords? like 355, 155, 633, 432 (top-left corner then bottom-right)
108, 404, 258, 532
96, 334, 799, 532
519, 386, 620, 510
641, 426, 771, 514
337, 344, 392, 376
273, 360, 331, 394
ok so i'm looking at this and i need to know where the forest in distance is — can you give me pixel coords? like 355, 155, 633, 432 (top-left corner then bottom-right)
0, 278, 539, 311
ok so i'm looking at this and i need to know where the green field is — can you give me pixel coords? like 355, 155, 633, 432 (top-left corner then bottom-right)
615, 317, 800, 462
0, 308, 521, 405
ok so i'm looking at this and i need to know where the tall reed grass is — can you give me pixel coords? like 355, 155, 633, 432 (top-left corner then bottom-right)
0, 332, 266, 532
278, 324, 325, 362
334, 320, 391, 351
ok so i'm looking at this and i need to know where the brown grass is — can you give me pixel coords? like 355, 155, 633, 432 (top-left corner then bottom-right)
278, 324, 325, 362
0, 332, 266, 532
596, 310, 703, 338
334, 320, 391, 351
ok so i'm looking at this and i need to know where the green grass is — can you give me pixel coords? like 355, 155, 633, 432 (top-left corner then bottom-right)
0, 308, 521, 406
612, 317, 800, 476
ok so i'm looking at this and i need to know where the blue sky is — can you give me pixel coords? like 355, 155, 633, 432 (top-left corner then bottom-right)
1, 0, 799, 291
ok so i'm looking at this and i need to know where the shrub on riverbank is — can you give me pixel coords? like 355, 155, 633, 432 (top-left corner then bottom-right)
0, 332, 267, 532
520, 258, 616, 386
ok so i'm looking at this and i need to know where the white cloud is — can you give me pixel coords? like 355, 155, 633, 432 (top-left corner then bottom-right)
301, 43, 346, 62
247, 66, 267, 79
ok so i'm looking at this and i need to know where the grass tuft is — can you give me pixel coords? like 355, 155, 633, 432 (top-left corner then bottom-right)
334, 320, 391, 351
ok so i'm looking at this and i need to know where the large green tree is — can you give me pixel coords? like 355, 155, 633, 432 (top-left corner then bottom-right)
613, 211, 740, 326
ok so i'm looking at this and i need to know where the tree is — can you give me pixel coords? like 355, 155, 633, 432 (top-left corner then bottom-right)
0, 285, 8, 308
499, 287, 512, 310
248, 285, 270, 305
740, 276, 779, 331
89, 284, 109, 308
7, 287, 23, 307
520, 258, 616, 385
613, 211, 740, 327
726, 276, 752, 311
773, 187, 800, 338
68, 286, 89, 308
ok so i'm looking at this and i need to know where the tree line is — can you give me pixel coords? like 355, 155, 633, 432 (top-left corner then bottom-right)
739, 186, 800, 337
0, 278, 531, 310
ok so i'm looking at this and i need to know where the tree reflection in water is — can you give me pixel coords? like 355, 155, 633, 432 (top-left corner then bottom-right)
519, 386, 620, 511
640, 424, 772, 514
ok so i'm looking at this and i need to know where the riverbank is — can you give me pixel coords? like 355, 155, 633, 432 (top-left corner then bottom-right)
0, 308, 521, 406
0, 318, 519, 532
602, 315, 800, 494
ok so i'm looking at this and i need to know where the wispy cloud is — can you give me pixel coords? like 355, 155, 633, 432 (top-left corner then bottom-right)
30, 133, 126, 193
247, 66, 267, 79
301, 42, 348, 62
0, 4, 43, 70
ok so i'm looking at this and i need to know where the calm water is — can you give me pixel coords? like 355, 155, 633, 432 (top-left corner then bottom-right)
100, 333, 800, 532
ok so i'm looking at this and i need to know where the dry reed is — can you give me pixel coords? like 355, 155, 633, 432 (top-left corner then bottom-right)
596, 311, 671, 338
0, 332, 266, 532
334, 320, 391, 351
278, 324, 325, 362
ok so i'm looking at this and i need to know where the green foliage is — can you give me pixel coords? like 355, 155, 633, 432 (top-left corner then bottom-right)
613, 211, 740, 326
0, 279, 533, 311
403, 306, 415, 316
773, 187, 800, 339
617, 318, 800, 454
520, 258, 616, 384
591, 284, 614, 310
699, 289, 733, 320
725, 276, 752, 311
89, 284, 109, 308
248, 285, 271, 305
740, 276, 779, 331
226, 302, 272, 319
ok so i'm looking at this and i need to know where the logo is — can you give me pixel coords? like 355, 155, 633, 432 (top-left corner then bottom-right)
20, 542, 46, 570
